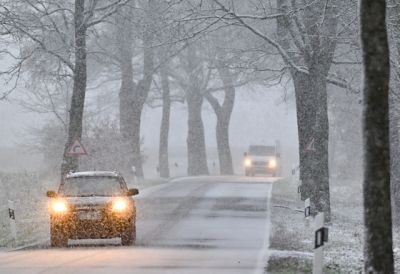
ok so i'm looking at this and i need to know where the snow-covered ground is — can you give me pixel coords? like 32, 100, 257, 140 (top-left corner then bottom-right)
267, 178, 400, 273
0, 176, 276, 274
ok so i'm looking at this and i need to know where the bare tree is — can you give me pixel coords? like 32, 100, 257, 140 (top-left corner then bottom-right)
275, 0, 340, 221
204, 64, 235, 175
61, 0, 129, 177
211, 0, 360, 221
202, 29, 242, 176
361, 0, 394, 272
0, 0, 129, 177
115, 1, 155, 178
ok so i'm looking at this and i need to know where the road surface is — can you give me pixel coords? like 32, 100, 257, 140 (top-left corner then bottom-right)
0, 176, 277, 274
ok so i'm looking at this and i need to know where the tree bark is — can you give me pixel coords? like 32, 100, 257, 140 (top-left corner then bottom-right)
361, 0, 394, 272
159, 63, 171, 178
187, 89, 209, 175
61, 0, 87, 178
291, 71, 316, 201
215, 114, 233, 175
184, 45, 209, 176
310, 65, 331, 220
387, 0, 400, 226
389, 99, 400, 225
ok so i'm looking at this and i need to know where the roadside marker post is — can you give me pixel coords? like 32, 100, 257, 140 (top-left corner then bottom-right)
304, 198, 311, 218
297, 179, 302, 195
304, 197, 310, 228
8, 200, 17, 246
313, 212, 328, 274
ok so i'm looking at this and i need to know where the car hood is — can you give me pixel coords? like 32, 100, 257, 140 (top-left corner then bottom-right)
65, 196, 114, 206
248, 155, 275, 161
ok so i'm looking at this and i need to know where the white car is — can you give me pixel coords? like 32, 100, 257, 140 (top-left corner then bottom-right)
244, 145, 280, 176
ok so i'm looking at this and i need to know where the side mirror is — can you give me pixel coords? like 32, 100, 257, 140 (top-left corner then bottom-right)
127, 188, 139, 196
46, 190, 57, 198
244, 152, 248, 157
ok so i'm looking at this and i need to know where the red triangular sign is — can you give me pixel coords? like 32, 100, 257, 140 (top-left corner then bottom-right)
65, 139, 87, 156
305, 137, 316, 152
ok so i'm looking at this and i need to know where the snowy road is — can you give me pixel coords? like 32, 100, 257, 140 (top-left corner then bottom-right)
0, 176, 276, 274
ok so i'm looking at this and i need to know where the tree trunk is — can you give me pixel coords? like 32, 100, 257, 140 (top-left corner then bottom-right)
118, 12, 135, 176
116, 2, 154, 178
159, 63, 171, 178
292, 66, 331, 221
205, 66, 235, 175
310, 65, 331, 221
131, 100, 145, 177
119, 87, 146, 179
61, 0, 87, 178
276, 0, 318, 203
119, 78, 135, 176
387, 0, 400, 226
183, 45, 209, 176
389, 102, 400, 225
276, 0, 336, 222
187, 89, 209, 175
292, 71, 316, 202
216, 114, 233, 175
361, 0, 394, 272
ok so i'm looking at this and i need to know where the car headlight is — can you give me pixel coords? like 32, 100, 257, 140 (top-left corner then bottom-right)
268, 159, 277, 169
244, 158, 252, 167
51, 200, 68, 213
112, 199, 127, 212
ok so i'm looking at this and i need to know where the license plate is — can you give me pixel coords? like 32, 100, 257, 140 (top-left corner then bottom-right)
78, 211, 101, 220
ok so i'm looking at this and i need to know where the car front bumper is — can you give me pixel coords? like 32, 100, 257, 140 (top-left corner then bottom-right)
246, 166, 277, 174
50, 211, 135, 239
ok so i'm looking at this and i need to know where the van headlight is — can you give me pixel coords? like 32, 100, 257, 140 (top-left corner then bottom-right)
268, 159, 277, 169
244, 158, 252, 167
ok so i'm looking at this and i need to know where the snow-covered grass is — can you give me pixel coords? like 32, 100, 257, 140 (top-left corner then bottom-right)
267, 177, 400, 273
0, 172, 49, 249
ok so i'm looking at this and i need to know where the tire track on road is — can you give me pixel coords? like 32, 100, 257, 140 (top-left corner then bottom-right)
136, 182, 211, 247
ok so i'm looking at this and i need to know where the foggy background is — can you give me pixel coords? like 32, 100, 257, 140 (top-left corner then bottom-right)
0, 81, 362, 181
0, 84, 301, 178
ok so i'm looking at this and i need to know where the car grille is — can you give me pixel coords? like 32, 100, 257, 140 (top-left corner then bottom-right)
72, 204, 106, 220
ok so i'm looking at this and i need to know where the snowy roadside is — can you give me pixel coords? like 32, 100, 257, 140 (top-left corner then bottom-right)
266, 178, 400, 273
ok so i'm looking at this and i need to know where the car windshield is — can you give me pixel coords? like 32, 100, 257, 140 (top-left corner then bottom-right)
249, 146, 275, 156
60, 176, 124, 197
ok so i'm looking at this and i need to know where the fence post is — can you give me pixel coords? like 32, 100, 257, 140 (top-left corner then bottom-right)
313, 212, 328, 274
8, 200, 17, 246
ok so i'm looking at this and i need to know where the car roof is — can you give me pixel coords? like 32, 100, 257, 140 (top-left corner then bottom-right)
65, 171, 120, 179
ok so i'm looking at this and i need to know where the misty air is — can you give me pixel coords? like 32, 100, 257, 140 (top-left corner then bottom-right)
0, 0, 397, 273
